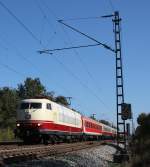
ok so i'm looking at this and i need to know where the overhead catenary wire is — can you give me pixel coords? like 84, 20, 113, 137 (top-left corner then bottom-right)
46, 53, 114, 114
34, 0, 57, 46
0, 33, 44, 73
38, 0, 70, 47
0, 62, 26, 78
0, 1, 42, 46
108, 0, 115, 12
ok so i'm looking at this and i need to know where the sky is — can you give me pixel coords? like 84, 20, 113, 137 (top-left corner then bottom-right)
0, 0, 149, 127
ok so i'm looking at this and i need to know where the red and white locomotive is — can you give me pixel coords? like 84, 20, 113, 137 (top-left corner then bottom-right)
15, 97, 116, 143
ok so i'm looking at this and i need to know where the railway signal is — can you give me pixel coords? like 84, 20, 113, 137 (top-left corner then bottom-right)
121, 103, 132, 120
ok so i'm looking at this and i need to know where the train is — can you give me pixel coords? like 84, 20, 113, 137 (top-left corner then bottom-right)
15, 97, 117, 144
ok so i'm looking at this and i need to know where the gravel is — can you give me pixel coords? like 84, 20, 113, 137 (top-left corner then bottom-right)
7, 145, 117, 167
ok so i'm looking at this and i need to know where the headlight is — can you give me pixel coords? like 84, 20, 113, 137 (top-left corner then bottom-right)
17, 123, 20, 127
37, 123, 41, 126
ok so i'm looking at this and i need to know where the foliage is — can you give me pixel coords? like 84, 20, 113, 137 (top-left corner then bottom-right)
55, 96, 69, 106
17, 77, 46, 99
0, 87, 19, 129
45, 91, 55, 101
89, 115, 96, 120
135, 112, 150, 139
137, 112, 147, 126
99, 119, 112, 126
129, 112, 150, 167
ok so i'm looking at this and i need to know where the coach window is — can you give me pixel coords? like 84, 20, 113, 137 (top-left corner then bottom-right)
90, 123, 92, 128
47, 103, 52, 110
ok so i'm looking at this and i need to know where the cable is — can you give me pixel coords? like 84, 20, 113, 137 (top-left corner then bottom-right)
34, 0, 57, 32
0, 1, 41, 45
42, 0, 59, 20
34, 0, 57, 46
0, 33, 42, 72
48, 53, 113, 113
60, 16, 103, 22
0, 62, 25, 78
108, 0, 115, 13
38, 0, 74, 50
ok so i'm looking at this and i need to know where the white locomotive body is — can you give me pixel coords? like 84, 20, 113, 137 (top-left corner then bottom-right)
16, 98, 82, 143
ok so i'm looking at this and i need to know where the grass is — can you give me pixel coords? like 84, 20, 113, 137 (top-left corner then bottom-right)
0, 127, 15, 141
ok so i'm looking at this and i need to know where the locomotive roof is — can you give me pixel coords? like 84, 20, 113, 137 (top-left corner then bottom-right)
20, 98, 80, 114
21, 98, 51, 102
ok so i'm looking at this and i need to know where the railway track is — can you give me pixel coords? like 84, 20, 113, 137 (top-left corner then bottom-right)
0, 141, 107, 165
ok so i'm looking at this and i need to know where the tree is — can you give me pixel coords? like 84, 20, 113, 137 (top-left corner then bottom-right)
137, 113, 147, 126
17, 77, 46, 99
135, 112, 150, 138
45, 91, 55, 101
0, 87, 19, 128
55, 96, 69, 106
99, 119, 111, 126
130, 113, 150, 167
89, 114, 96, 120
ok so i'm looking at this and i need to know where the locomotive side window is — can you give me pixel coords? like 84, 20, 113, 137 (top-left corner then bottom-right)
30, 103, 42, 109
47, 103, 52, 110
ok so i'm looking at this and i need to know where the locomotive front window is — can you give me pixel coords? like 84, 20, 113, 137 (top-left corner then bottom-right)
20, 102, 42, 109
20, 103, 29, 109
30, 103, 42, 109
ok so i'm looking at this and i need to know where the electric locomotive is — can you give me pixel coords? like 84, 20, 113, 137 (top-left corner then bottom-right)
15, 97, 82, 143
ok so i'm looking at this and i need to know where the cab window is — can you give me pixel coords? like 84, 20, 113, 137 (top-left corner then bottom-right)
20, 102, 42, 109
20, 103, 29, 109
47, 103, 52, 110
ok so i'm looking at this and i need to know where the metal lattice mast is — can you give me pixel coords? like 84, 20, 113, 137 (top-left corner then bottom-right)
113, 11, 126, 149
